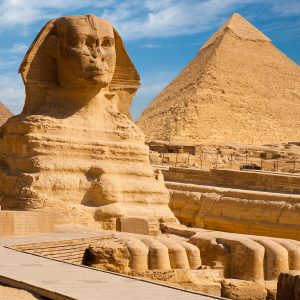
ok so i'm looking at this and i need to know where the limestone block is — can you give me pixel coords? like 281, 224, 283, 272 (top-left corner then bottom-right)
88, 239, 131, 273
169, 188, 300, 240
194, 192, 221, 228
116, 217, 149, 235
126, 238, 149, 272
271, 238, 300, 270
168, 190, 190, 218
217, 237, 265, 281
189, 232, 265, 281
0, 211, 56, 236
140, 237, 171, 270
164, 224, 300, 282
279, 204, 300, 226
221, 279, 267, 300
86, 233, 203, 275
252, 237, 289, 280
189, 233, 229, 276
156, 237, 190, 269
179, 241, 202, 269
130, 269, 222, 296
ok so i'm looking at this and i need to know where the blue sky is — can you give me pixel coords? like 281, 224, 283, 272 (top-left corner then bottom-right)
0, 0, 299, 120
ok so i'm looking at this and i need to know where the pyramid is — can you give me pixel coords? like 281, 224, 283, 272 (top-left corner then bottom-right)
0, 103, 12, 126
137, 13, 300, 145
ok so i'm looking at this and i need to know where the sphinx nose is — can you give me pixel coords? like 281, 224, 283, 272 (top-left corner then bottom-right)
91, 50, 98, 58
90, 48, 105, 62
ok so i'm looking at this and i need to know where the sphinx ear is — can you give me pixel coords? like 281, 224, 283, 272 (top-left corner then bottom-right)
45, 34, 59, 58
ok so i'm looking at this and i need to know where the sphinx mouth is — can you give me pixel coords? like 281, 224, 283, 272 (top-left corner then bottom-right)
88, 66, 105, 75
92, 69, 105, 75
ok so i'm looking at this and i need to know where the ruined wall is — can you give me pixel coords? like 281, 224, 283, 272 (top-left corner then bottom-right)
163, 167, 300, 194
166, 181, 300, 240
0, 211, 56, 236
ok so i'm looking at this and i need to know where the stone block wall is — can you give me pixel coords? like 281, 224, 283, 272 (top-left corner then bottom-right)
166, 182, 300, 240
0, 211, 56, 236
162, 167, 300, 194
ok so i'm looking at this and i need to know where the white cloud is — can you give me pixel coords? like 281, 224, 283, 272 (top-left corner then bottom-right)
0, 58, 19, 68
0, 73, 24, 114
272, 1, 300, 16
108, 0, 243, 40
0, 0, 298, 38
9, 42, 27, 54
0, 0, 111, 28
140, 42, 161, 48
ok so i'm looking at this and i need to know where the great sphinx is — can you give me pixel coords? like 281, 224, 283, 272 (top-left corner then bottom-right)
0, 15, 177, 229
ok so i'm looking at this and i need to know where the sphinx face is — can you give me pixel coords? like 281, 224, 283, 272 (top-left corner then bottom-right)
56, 17, 116, 90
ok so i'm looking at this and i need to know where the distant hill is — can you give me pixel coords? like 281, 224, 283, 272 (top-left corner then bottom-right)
0, 103, 13, 126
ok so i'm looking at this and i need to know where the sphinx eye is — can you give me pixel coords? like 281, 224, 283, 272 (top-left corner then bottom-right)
101, 38, 114, 48
72, 37, 86, 47
79, 37, 86, 45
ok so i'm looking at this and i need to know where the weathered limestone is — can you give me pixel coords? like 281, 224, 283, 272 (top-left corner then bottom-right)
189, 231, 265, 281
11, 230, 300, 298
0, 211, 56, 236
137, 13, 300, 145
251, 238, 289, 280
85, 234, 201, 273
85, 228, 300, 284
0, 103, 12, 126
166, 180, 300, 240
88, 238, 131, 273
116, 217, 150, 235
162, 224, 300, 282
0, 15, 177, 229
221, 279, 267, 300
163, 167, 300, 194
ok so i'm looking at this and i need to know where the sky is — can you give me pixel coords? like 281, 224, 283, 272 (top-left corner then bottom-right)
0, 0, 299, 120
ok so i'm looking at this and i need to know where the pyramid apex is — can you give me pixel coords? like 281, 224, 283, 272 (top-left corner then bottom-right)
202, 13, 271, 49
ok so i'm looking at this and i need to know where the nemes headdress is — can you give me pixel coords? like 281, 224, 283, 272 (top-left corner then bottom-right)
19, 15, 140, 117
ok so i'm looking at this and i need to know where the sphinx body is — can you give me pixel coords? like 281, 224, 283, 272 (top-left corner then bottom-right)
0, 15, 177, 229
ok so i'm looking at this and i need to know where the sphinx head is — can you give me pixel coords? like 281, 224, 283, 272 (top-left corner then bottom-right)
51, 16, 116, 89
19, 15, 139, 115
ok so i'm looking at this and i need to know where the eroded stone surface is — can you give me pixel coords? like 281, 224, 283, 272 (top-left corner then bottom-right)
116, 218, 150, 235
168, 185, 300, 240
163, 224, 300, 282
0, 103, 12, 126
221, 279, 267, 300
88, 239, 131, 273
85, 233, 221, 296
0, 15, 177, 229
137, 13, 300, 145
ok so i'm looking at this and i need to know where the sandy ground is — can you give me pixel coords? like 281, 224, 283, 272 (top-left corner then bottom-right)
0, 283, 43, 300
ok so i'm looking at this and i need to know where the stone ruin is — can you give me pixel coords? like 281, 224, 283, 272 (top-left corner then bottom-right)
137, 13, 300, 145
0, 13, 300, 300
0, 103, 13, 126
0, 15, 177, 229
